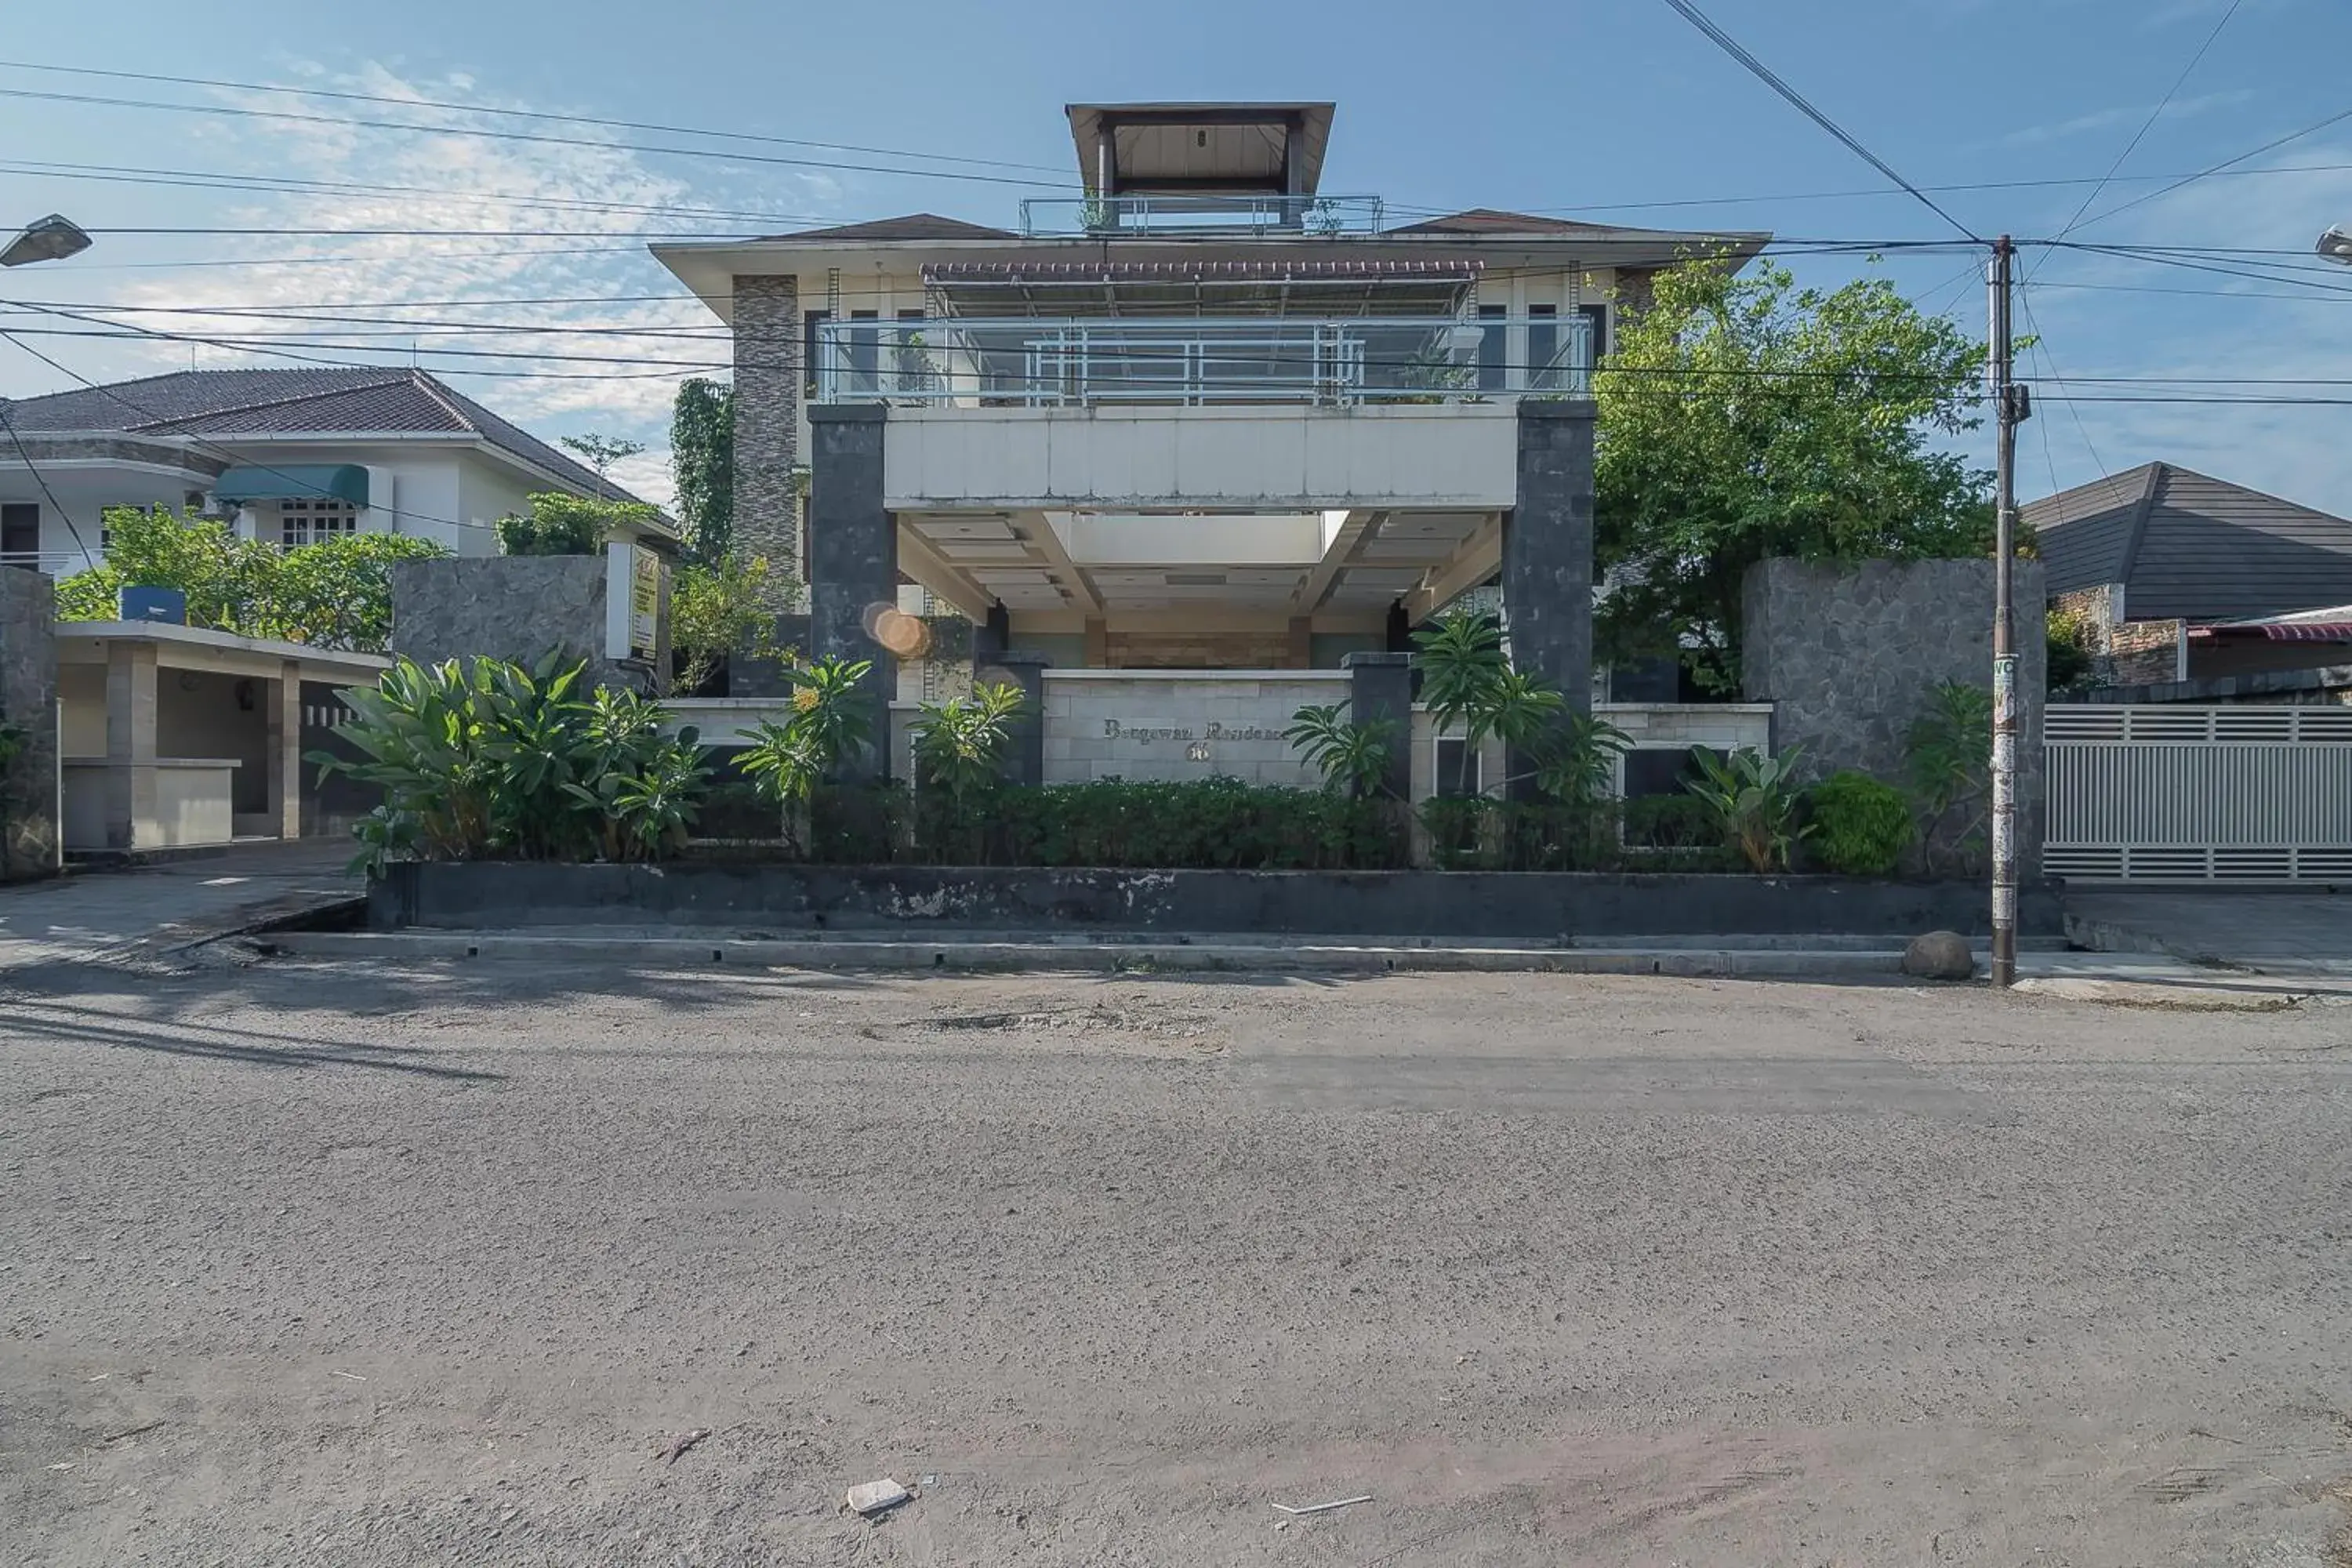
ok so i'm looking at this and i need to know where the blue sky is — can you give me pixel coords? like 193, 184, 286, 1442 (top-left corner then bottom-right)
2, 0, 2349, 512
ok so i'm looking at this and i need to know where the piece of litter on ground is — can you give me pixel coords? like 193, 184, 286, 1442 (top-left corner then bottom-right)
102, 1421, 164, 1444
846, 1478, 912, 1516
48, 1463, 74, 1472
1271, 1495, 1373, 1516
332, 1370, 367, 1382
656, 1428, 711, 1466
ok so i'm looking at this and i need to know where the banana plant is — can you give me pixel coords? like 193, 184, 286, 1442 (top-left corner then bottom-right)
1685, 744, 1812, 873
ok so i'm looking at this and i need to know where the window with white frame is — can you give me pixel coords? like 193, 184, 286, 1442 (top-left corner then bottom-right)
278, 497, 359, 549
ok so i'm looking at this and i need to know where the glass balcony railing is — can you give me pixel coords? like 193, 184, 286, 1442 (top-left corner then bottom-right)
1018, 194, 1386, 237
811, 313, 1594, 408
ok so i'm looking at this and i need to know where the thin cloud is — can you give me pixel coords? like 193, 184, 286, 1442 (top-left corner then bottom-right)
9, 60, 857, 510
1998, 89, 2256, 150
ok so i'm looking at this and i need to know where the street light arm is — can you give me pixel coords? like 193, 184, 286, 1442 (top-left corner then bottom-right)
2319, 225, 2352, 267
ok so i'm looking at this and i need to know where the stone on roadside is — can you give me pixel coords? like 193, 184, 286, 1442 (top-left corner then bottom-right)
846, 1479, 912, 1518
1903, 931, 1976, 982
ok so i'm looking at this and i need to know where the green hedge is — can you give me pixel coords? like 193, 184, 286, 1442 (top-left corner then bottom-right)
1804, 771, 1915, 876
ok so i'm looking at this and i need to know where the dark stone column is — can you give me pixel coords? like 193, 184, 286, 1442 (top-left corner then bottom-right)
1343, 651, 1414, 802
975, 602, 1011, 664
808, 405, 894, 780
731, 274, 800, 608
988, 654, 1049, 789
1506, 401, 1596, 716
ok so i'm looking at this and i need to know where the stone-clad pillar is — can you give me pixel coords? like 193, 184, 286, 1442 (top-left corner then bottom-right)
988, 654, 1048, 789
0, 568, 59, 876
1506, 401, 1596, 715
104, 638, 158, 851
1343, 651, 1414, 803
808, 405, 895, 780
731, 274, 800, 606
266, 658, 301, 839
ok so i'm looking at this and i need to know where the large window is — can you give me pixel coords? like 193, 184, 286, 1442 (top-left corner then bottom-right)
279, 497, 358, 549
1, 502, 37, 561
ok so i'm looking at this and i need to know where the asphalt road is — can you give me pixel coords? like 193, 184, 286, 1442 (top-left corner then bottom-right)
3, 955, 2349, 1566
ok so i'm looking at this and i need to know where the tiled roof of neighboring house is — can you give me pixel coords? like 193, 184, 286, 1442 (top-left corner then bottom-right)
1384, 208, 1650, 237
0, 368, 649, 506
2024, 461, 2352, 622
759, 212, 1019, 242
923, 259, 1481, 282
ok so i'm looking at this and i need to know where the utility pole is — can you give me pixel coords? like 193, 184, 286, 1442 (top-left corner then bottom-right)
1987, 235, 2024, 989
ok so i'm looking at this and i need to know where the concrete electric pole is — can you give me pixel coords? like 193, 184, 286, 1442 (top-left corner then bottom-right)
1986, 235, 2028, 989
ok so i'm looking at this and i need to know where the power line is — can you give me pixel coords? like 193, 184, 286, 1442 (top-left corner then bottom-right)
0, 329, 570, 541
1376, 162, 2352, 221
0, 84, 1083, 191
0, 59, 1073, 176
2073, 100, 2352, 232
0, 157, 835, 229
1653, 0, 1984, 244
2053, 0, 2243, 240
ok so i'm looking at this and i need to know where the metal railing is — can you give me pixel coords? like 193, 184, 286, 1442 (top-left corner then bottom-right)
813, 313, 1593, 407
2045, 702, 2352, 881
0, 550, 89, 576
1018, 193, 1386, 237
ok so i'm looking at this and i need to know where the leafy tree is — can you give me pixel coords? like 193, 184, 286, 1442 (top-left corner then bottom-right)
669, 378, 735, 563
272, 532, 453, 651
1595, 258, 1993, 692
557, 432, 647, 499
495, 492, 657, 557
56, 505, 446, 652
670, 554, 799, 695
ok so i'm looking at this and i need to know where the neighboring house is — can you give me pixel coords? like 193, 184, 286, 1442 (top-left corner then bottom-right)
2029, 461, 2352, 687
652, 99, 1766, 685
0, 367, 677, 576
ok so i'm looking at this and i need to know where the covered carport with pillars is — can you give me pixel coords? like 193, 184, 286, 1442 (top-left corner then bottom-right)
817, 397, 1590, 681
54, 621, 389, 853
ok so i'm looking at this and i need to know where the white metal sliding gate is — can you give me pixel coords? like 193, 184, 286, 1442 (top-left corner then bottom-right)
2045, 704, 2352, 881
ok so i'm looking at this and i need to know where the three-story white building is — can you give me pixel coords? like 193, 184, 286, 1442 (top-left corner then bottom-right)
655, 100, 1766, 770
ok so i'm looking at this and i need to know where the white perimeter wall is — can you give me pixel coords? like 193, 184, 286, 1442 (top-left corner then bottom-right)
884, 405, 1519, 511
1042, 670, 1348, 787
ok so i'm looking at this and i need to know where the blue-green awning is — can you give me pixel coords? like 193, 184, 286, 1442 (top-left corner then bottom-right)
212, 463, 369, 506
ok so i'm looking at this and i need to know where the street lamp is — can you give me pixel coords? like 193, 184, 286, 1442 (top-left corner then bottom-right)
2320, 225, 2352, 266
1, 214, 93, 268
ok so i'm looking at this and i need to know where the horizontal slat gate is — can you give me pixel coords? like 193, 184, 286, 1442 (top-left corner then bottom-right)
2045, 705, 2352, 881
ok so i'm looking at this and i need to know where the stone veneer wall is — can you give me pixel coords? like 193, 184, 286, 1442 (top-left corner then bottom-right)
1040, 672, 1348, 787
731, 274, 800, 608
0, 567, 59, 877
388, 556, 668, 695
2053, 584, 2183, 688
1744, 557, 2045, 873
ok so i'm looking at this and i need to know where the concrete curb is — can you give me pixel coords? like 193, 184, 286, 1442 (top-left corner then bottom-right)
260, 929, 1956, 978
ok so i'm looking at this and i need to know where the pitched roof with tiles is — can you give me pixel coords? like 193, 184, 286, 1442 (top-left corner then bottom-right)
1384, 208, 1653, 238
758, 212, 1019, 242
0, 367, 650, 506
2024, 460, 2352, 621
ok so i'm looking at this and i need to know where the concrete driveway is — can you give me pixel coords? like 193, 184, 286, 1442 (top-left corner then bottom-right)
2066, 887, 2352, 974
0, 840, 358, 975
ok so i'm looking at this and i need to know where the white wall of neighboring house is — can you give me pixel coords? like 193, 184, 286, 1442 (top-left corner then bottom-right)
0, 464, 204, 575
0, 438, 637, 579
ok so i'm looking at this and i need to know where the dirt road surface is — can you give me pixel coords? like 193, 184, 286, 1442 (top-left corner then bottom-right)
3, 956, 2349, 1566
